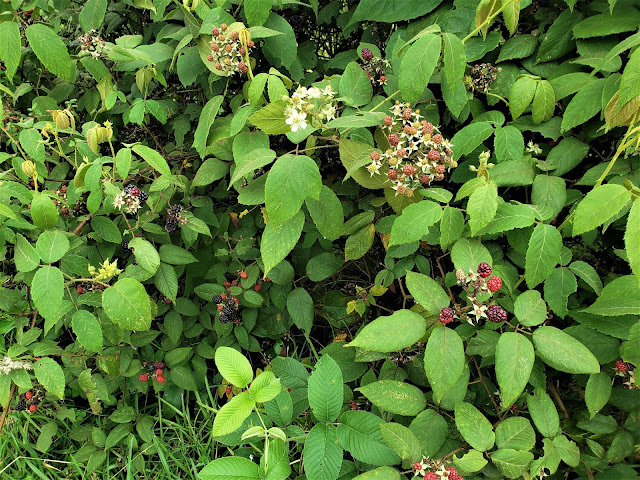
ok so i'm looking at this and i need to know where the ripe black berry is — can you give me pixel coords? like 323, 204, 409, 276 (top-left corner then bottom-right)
219, 313, 231, 324
138, 190, 149, 203
121, 239, 132, 253
124, 184, 135, 194
15, 400, 27, 411
213, 295, 223, 304
168, 205, 183, 216
165, 216, 179, 233
226, 299, 236, 307
487, 305, 507, 323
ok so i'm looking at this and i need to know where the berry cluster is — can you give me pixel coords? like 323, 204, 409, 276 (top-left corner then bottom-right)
51, 184, 87, 218
165, 204, 186, 233
214, 296, 240, 324
615, 360, 637, 389
113, 184, 148, 214
467, 63, 500, 93
206, 24, 254, 75
368, 102, 456, 196
439, 263, 505, 325
360, 48, 389, 86
15, 389, 42, 413
283, 84, 337, 133
413, 458, 463, 479
139, 361, 166, 384
77, 30, 107, 58
121, 238, 137, 265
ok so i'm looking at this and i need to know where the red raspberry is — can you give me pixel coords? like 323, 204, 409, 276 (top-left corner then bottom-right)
397, 185, 406, 195
218, 305, 224, 311
413, 462, 422, 471
156, 375, 166, 383
439, 307, 455, 324
446, 467, 463, 480
387, 169, 398, 180
154, 361, 165, 369
139, 373, 149, 382
435, 164, 445, 174
477, 262, 492, 278
487, 276, 502, 293
432, 134, 443, 144
616, 360, 629, 372
427, 150, 441, 162
130, 187, 140, 196
422, 122, 434, 135
224, 281, 231, 288
388, 134, 400, 146
419, 174, 431, 185
366, 72, 372, 79
425, 474, 438, 480
232, 280, 238, 286
221, 294, 227, 300
254, 284, 262, 292
487, 305, 507, 323
212, 27, 219, 36
361, 48, 374, 61
155, 369, 164, 376
402, 108, 412, 120
402, 164, 416, 176
379, 75, 387, 83
225, 386, 232, 395
233, 297, 239, 305
240, 271, 248, 279
77, 286, 84, 295
383, 115, 393, 126
28, 404, 37, 413
370, 151, 380, 162
25, 391, 33, 400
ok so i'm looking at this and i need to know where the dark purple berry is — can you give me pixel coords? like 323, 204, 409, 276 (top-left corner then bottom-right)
361, 48, 374, 61
487, 305, 507, 323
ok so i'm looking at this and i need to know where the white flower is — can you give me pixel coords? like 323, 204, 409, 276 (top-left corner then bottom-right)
113, 193, 126, 210
306, 86, 322, 99
290, 86, 308, 107
321, 85, 335, 97
321, 103, 336, 121
367, 162, 381, 176
286, 110, 307, 132
470, 303, 488, 323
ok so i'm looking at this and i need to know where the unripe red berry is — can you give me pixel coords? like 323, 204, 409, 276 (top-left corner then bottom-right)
402, 164, 416, 176
239, 46, 245, 55
397, 185, 407, 195
379, 75, 387, 83
165, 297, 172, 304
238, 62, 248, 74
240, 271, 248, 279
218, 305, 224, 311
439, 307, 455, 324
232, 280, 238, 286
427, 150, 441, 162
220, 23, 227, 31
397, 148, 407, 158
225, 43, 233, 53
402, 108, 412, 120
233, 297, 239, 305
413, 462, 422, 471
435, 164, 445, 174
445, 467, 463, 480
387, 169, 398, 180
130, 187, 140, 196
155, 369, 164, 376
156, 375, 166, 383
224, 281, 231, 288
370, 151, 380, 162
212, 27, 219, 36
383, 115, 393, 126
225, 386, 232, 395
25, 391, 33, 400
139, 373, 149, 382
60, 185, 67, 193
155, 361, 165, 369
388, 134, 399, 146
425, 473, 438, 480
419, 174, 431, 185
616, 360, 629, 372
230, 31, 239, 41
221, 294, 227, 300
477, 262, 492, 278
432, 133, 443, 144
247, 40, 254, 48
77, 285, 84, 295
215, 62, 222, 70
361, 48, 374, 61
265, 277, 271, 282
487, 276, 502, 293
29, 404, 37, 413
254, 283, 262, 292
207, 54, 214, 61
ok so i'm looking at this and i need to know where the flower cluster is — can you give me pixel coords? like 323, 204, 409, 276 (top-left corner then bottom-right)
368, 102, 456, 196
165, 204, 186, 233
0, 357, 33, 375
615, 360, 638, 389
360, 48, 390, 86
283, 85, 337, 132
467, 63, 499, 93
139, 360, 167, 384
113, 184, 148, 214
440, 263, 505, 326
88, 258, 122, 282
77, 30, 107, 58
206, 24, 254, 75
413, 457, 463, 480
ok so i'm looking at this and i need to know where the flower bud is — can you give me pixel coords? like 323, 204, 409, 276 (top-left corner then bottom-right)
21, 160, 36, 177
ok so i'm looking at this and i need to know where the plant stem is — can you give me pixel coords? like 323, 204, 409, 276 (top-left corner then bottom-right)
462, 0, 519, 43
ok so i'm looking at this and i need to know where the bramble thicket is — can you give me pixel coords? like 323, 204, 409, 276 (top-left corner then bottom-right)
0, 0, 640, 479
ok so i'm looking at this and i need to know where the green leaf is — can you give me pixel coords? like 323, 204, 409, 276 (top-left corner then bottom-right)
265, 154, 321, 227
453, 449, 488, 473
351, 468, 401, 480
244, 0, 271, 26
454, 401, 495, 451
480, 203, 536, 235
494, 126, 524, 163
451, 238, 492, 273
0, 21, 21, 80
308, 354, 343, 422
514, 290, 547, 326
409, 410, 448, 457
80, 0, 108, 32
14, 234, 40, 272
584, 275, 640, 316
265, 389, 293, 427
532, 80, 555, 124
350, 0, 441, 23
543, 268, 577, 319
440, 207, 464, 251
248, 371, 281, 403
159, 245, 198, 265
303, 424, 343, 480
339, 138, 387, 190
625, 200, 640, 281
72, 311, 103, 353
531, 175, 566, 218
358, 380, 426, 416
497, 35, 537, 63
532, 326, 600, 374
154, 263, 178, 302
425, 327, 465, 403
537, 10, 583, 63
33, 357, 65, 399
91, 217, 122, 243
398, 34, 441, 104
102, 278, 152, 331
495, 417, 536, 451
552, 435, 580, 467
345, 224, 375, 261
31, 266, 64, 322
495, 332, 534, 408
339, 61, 373, 107
573, 184, 631, 235
132, 145, 171, 177
36, 230, 70, 264
31, 193, 59, 230
215, 346, 253, 388
336, 410, 401, 466
230, 148, 276, 186
405, 271, 449, 315
261, 210, 305, 276
509, 77, 537, 119
544, 137, 590, 176
287, 288, 313, 333
193, 96, 224, 157
389, 201, 441, 246
475, 0, 501, 38
305, 186, 344, 241
129, 237, 160, 274
491, 449, 534, 479
192, 158, 228, 187
560, 78, 605, 132
249, 100, 290, 135
468, 181, 498, 235
585, 372, 612, 418
379, 423, 422, 464
25, 24, 72, 79
525, 224, 562, 288
573, 8, 640, 39
198, 456, 260, 480
568, 260, 603, 295
345, 310, 427, 352
450, 122, 494, 157
442, 33, 466, 90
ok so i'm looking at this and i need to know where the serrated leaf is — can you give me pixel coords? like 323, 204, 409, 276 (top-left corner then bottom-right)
261, 210, 305, 276
379, 423, 422, 464
495, 332, 534, 408
308, 355, 343, 422
425, 327, 465, 403
132, 145, 171, 177
336, 410, 401, 466
389, 201, 441, 246
398, 34, 441, 104
72, 311, 103, 353
532, 80, 555, 124
345, 309, 427, 352
102, 278, 152, 331
303, 424, 343, 480
455, 401, 495, 451
450, 122, 494, 158
33, 357, 65, 399
585, 372, 612, 418
198, 456, 260, 480
358, 380, 426, 416
468, 181, 498, 235
193, 96, 224, 157
212, 391, 256, 436
532, 326, 600, 374
525, 224, 562, 288
514, 290, 547, 326
584, 275, 640, 316
625, 200, 640, 281
215, 346, 253, 388
509, 77, 537, 119
31, 266, 64, 322
573, 184, 631, 235
25, 24, 71, 79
